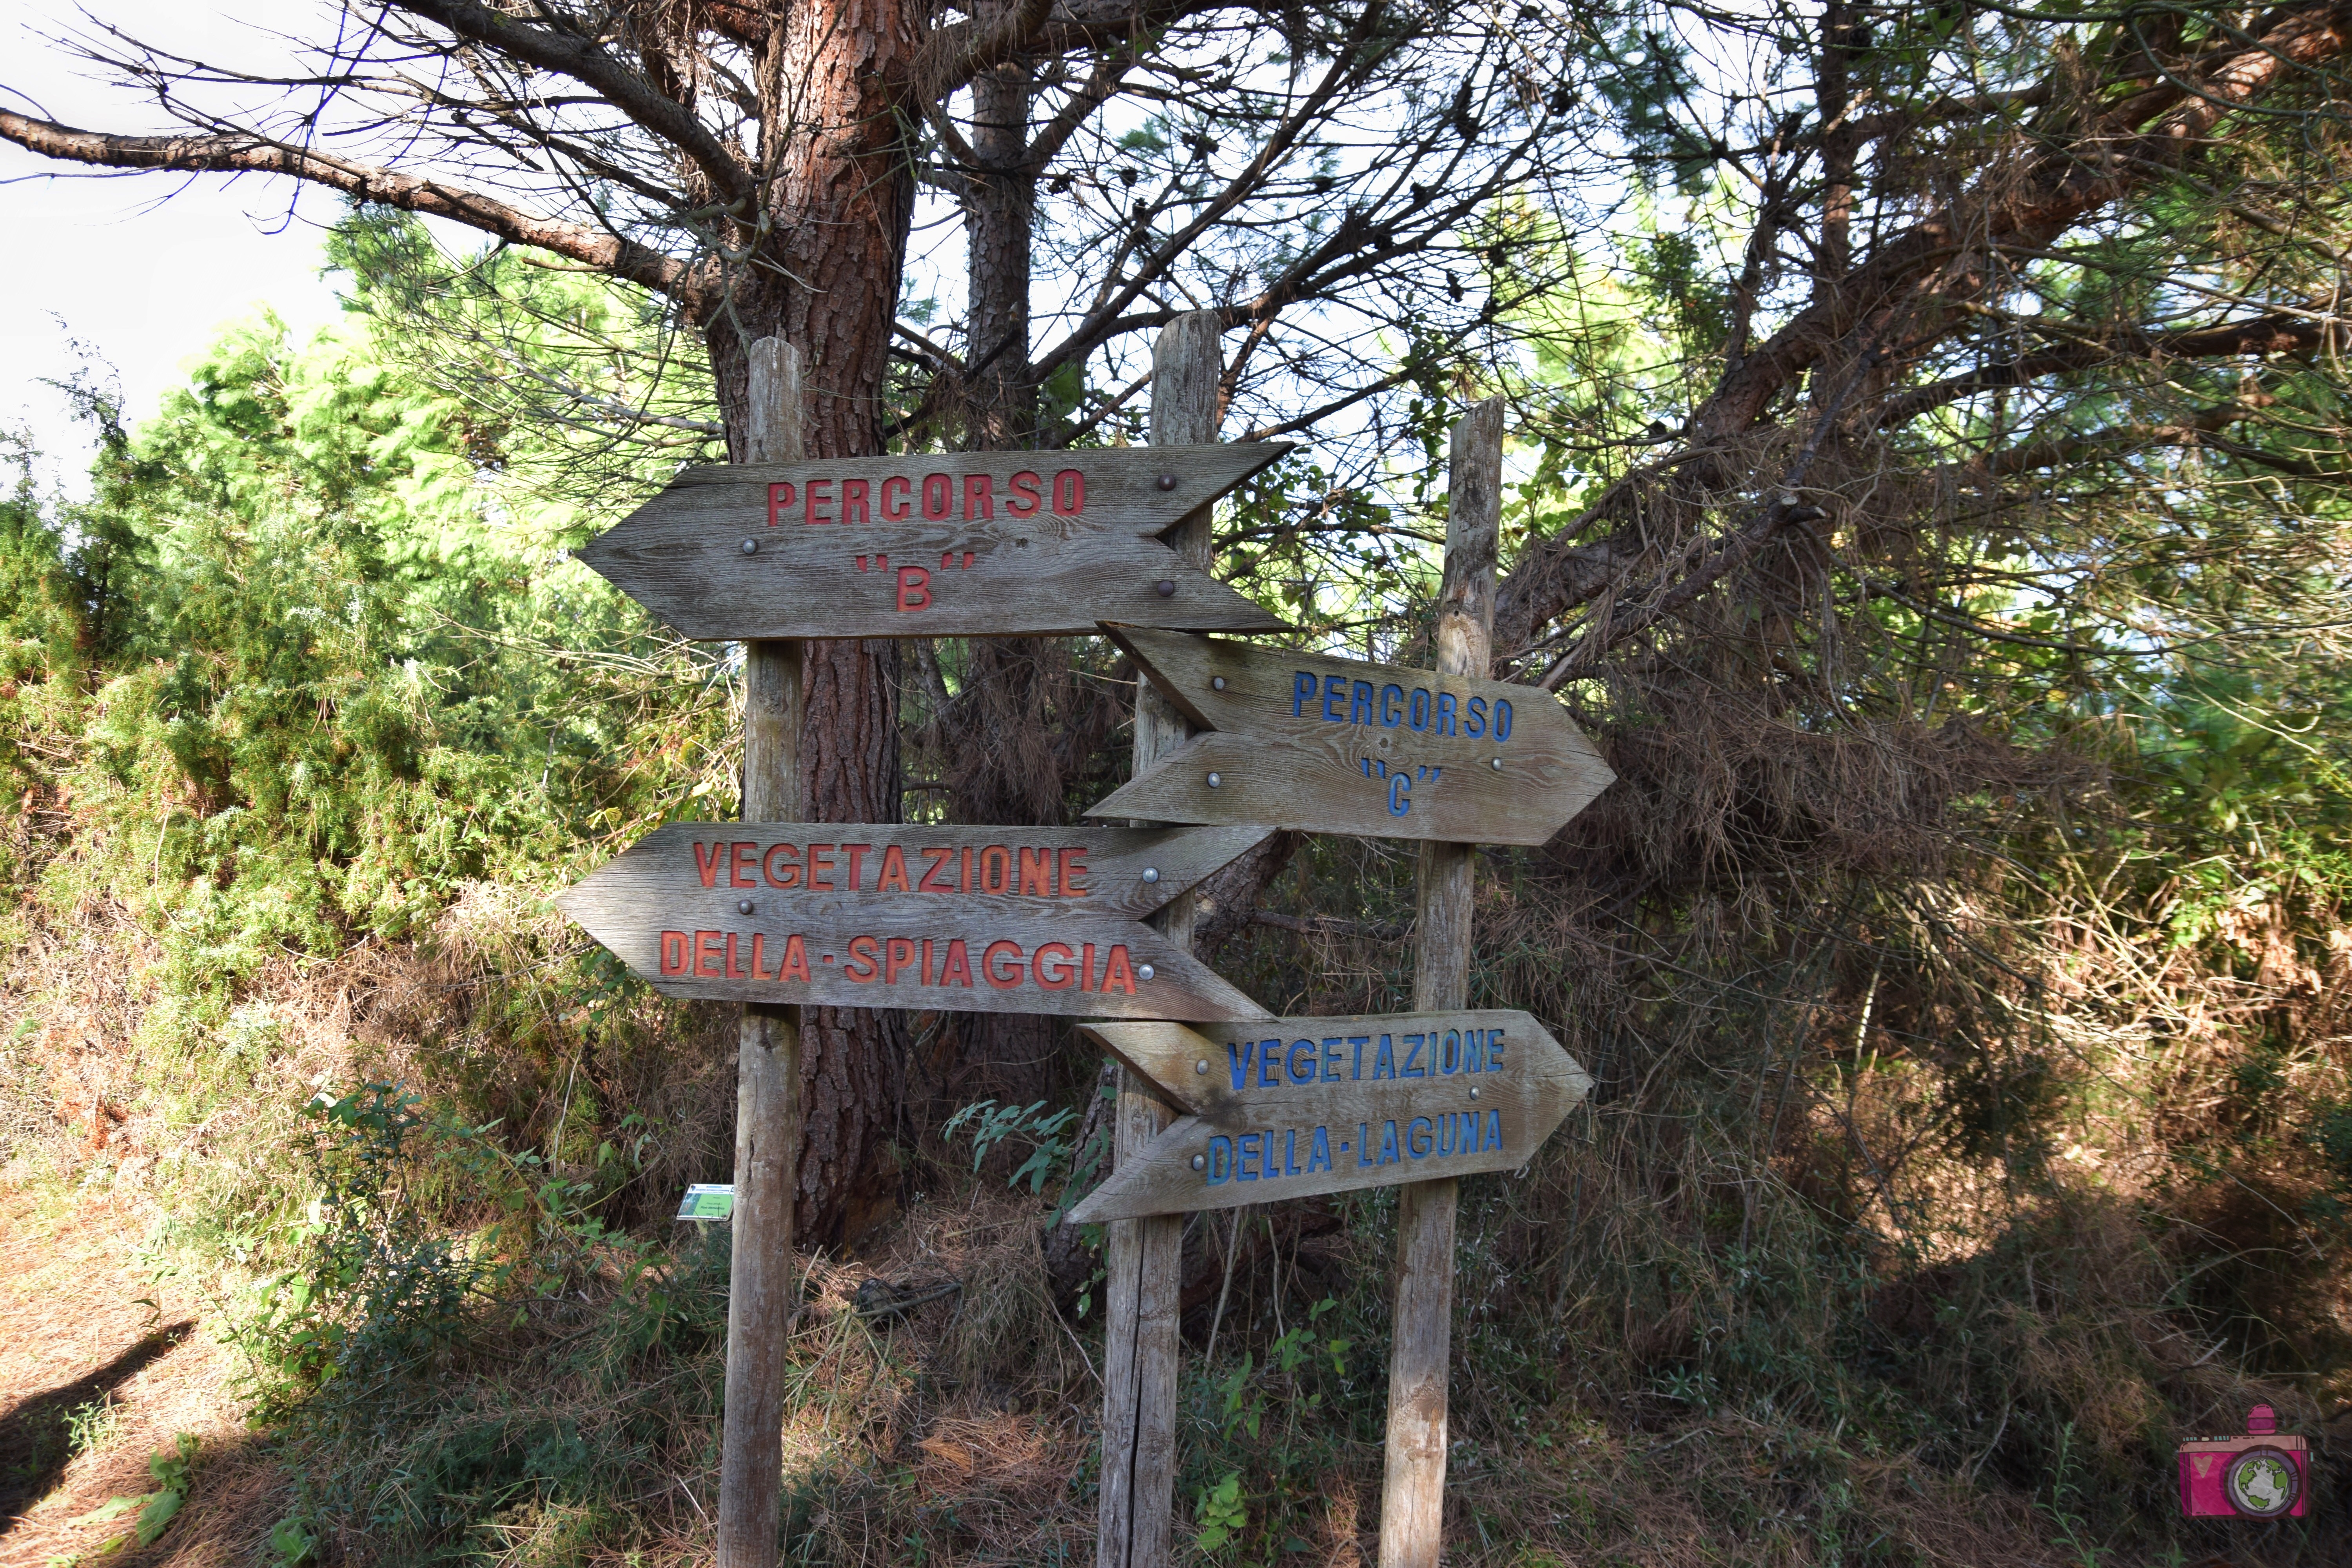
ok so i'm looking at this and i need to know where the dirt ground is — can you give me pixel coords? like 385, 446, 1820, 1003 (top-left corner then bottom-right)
0, 1185, 283, 1568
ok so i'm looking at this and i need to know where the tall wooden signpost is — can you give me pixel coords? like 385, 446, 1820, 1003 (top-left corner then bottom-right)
561, 328, 1609, 1568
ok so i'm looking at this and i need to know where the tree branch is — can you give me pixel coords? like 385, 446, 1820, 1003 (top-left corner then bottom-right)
0, 109, 695, 299
1494, 0, 2352, 655
1878, 308, 2343, 428
395, 0, 752, 205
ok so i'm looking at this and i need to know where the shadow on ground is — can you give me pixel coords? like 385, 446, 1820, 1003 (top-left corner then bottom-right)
0, 1321, 194, 1530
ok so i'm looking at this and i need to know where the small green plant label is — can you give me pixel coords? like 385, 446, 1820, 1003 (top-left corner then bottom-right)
678, 1184, 735, 1221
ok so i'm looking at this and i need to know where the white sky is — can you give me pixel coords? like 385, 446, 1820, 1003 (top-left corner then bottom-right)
1, 0, 345, 498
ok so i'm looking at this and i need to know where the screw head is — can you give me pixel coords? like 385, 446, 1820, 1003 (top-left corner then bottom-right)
1137, 963, 1156, 982
1194, 1058, 1210, 1074
1154, 579, 1177, 597
1190, 1153, 1207, 1171
1469, 1085, 1482, 1100
1156, 473, 1179, 491
1491, 757, 1504, 771
740, 538, 759, 555
1142, 867, 1160, 884
1211, 676, 1226, 691
1206, 771, 1222, 788
737, 899, 755, 915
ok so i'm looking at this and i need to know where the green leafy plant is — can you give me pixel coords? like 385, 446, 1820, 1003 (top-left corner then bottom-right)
62, 1396, 120, 1458
1192, 1470, 1247, 1555
266, 1515, 318, 1565
942, 1097, 1085, 1194
66, 1434, 198, 1553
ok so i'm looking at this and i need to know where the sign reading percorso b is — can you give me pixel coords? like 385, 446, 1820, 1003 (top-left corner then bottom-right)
575, 446, 1293, 640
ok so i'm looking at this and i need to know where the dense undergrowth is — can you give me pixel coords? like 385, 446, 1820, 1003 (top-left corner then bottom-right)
5, 257, 2352, 1564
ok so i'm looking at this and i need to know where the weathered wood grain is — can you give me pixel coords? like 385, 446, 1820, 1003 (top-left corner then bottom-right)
1065, 1011, 1590, 1222
1097, 310, 1222, 1568
719, 337, 803, 1568
556, 822, 1275, 1021
1083, 626, 1613, 845
575, 445, 1292, 640
1383, 397, 1506, 1568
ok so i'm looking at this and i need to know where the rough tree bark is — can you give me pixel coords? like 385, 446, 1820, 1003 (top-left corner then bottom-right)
716, 0, 920, 1244
939, 24, 1065, 1104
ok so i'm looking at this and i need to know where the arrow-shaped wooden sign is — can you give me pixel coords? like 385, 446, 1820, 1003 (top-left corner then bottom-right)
1082, 628, 1614, 845
1066, 1010, 1590, 1222
557, 824, 1274, 1021
575, 446, 1292, 640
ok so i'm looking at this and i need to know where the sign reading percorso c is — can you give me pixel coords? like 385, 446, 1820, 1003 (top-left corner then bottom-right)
1085, 627, 1614, 844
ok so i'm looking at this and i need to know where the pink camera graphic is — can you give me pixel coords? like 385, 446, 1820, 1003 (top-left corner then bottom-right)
2178, 1405, 2308, 1519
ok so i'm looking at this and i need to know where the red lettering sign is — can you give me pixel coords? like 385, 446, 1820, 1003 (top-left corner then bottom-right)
844, 935, 880, 982
1034, 942, 1076, 989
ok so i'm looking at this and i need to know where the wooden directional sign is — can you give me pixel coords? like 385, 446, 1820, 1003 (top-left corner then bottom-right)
575, 446, 1293, 640
1083, 628, 1614, 845
557, 823, 1275, 1021
1066, 1010, 1590, 1222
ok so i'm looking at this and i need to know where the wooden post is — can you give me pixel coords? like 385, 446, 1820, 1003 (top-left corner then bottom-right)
1378, 397, 1504, 1568
717, 338, 806, 1568
1098, 310, 1223, 1568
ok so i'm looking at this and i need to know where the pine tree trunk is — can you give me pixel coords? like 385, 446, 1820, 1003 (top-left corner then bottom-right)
701, 0, 919, 1247
946, 43, 1061, 1105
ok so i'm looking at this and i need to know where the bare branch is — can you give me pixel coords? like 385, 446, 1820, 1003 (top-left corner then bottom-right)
395, 0, 753, 204
0, 108, 695, 299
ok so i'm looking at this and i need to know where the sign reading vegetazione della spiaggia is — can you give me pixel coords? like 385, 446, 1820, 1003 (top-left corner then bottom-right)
573, 446, 1294, 641
1066, 1011, 1591, 1222
557, 823, 1276, 1022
